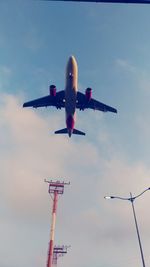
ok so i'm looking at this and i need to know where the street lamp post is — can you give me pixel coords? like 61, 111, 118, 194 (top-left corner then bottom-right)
104, 187, 150, 267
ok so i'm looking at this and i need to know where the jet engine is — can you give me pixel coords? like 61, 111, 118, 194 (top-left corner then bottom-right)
85, 88, 92, 101
49, 85, 56, 97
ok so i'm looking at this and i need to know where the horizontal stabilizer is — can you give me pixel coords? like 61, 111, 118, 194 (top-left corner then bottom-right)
73, 128, 85, 136
54, 128, 85, 136
55, 128, 68, 134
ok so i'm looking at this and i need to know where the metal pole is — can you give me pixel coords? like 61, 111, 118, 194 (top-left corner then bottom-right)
130, 193, 146, 267
47, 190, 58, 267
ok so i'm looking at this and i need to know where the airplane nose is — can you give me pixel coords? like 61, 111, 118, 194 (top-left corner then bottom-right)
66, 56, 75, 75
69, 55, 75, 64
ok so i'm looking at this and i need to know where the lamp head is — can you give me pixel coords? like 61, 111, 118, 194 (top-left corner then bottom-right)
104, 196, 114, 199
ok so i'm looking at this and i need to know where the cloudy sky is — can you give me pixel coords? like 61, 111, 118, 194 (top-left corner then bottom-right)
0, 1, 150, 267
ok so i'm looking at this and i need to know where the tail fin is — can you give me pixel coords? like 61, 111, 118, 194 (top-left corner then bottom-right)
55, 128, 68, 134
73, 128, 85, 136
55, 128, 85, 136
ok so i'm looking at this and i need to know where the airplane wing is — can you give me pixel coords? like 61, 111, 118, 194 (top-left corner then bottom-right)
23, 90, 65, 109
76, 91, 117, 113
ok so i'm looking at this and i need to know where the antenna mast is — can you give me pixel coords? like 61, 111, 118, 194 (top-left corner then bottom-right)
45, 179, 70, 267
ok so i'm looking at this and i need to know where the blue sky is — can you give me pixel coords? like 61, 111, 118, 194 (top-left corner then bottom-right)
0, 1, 150, 267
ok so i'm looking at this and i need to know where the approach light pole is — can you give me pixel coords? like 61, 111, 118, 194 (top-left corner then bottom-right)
45, 179, 70, 267
104, 187, 150, 267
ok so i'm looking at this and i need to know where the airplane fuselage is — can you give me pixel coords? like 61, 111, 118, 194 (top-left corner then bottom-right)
65, 56, 78, 137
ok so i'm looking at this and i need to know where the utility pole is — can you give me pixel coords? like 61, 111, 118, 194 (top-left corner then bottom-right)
105, 187, 150, 267
45, 179, 70, 267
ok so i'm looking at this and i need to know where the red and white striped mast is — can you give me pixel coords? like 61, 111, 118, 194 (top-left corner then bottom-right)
45, 179, 70, 267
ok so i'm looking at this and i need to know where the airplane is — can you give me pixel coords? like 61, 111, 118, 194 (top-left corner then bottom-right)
23, 56, 117, 137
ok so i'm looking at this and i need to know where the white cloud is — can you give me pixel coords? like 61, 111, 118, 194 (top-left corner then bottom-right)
116, 59, 136, 73
115, 59, 150, 95
0, 93, 150, 267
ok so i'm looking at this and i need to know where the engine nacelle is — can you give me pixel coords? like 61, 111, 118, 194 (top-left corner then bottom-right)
85, 87, 92, 101
49, 85, 56, 97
